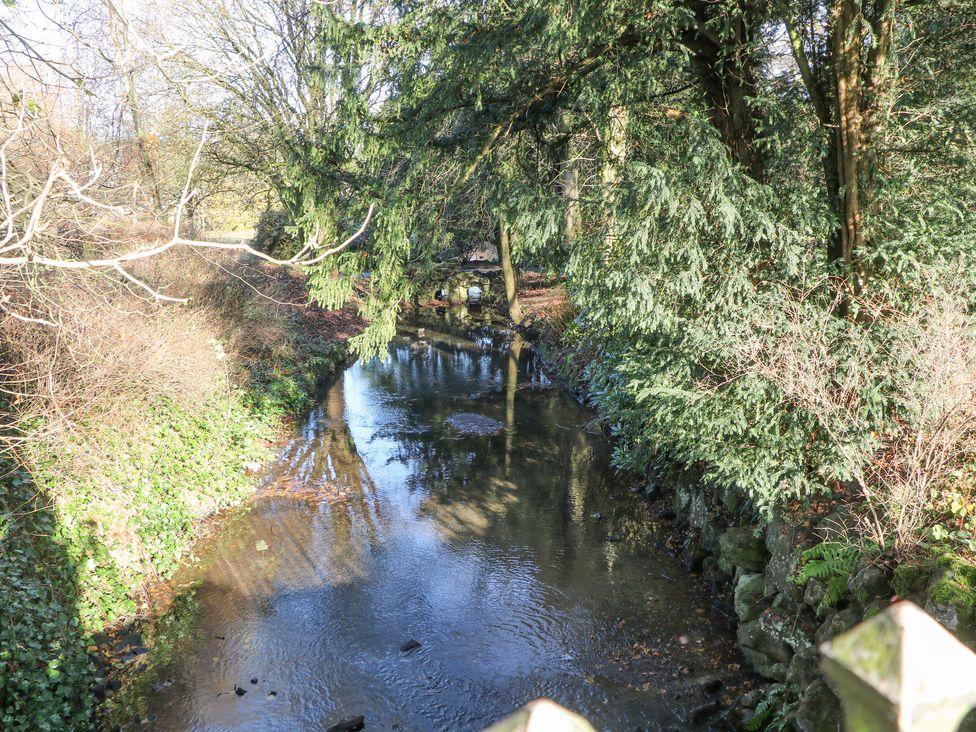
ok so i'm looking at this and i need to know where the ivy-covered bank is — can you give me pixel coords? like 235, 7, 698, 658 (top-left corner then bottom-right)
0, 261, 360, 732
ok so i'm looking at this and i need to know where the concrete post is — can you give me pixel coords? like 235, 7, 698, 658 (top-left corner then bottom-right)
820, 600, 976, 731
482, 699, 597, 732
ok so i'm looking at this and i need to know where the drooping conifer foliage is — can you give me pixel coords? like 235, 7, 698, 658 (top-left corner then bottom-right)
288, 0, 976, 552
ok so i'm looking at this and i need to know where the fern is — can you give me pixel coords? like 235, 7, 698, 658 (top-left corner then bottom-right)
746, 685, 798, 731
794, 542, 859, 611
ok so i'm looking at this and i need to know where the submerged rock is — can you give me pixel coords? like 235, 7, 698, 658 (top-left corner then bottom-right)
688, 699, 721, 723
399, 639, 421, 653
327, 715, 365, 732
445, 412, 505, 435
694, 675, 723, 694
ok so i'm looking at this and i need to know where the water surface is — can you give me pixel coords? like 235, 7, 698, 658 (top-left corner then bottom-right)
143, 326, 743, 731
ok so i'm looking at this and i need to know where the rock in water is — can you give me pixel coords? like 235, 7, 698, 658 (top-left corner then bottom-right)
445, 412, 505, 435
327, 716, 365, 732
399, 639, 421, 653
694, 674, 723, 694
688, 700, 721, 723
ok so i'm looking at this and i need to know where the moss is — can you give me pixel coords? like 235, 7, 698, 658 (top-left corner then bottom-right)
928, 553, 976, 623
891, 561, 933, 601
891, 553, 976, 627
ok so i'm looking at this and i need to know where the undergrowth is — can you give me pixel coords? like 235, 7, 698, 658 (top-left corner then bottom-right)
0, 253, 354, 731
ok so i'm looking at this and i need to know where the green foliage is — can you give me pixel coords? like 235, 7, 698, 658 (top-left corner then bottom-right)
794, 542, 860, 612
252, 209, 300, 257
745, 684, 800, 731
0, 472, 95, 732
1, 316, 346, 730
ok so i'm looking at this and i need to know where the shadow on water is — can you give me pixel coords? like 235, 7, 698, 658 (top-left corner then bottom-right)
134, 325, 747, 732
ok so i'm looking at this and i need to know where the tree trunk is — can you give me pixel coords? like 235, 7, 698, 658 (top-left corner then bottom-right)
601, 105, 627, 262
499, 219, 523, 325
126, 68, 163, 215
557, 110, 581, 248
831, 0, 865, 292
779, 0, 894, 294
682, 0, 766, 181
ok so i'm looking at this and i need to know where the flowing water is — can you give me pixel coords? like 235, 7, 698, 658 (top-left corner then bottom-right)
140, 325, 745, 731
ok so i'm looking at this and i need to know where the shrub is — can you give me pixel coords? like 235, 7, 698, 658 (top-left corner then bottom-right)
729, 280, 976, 554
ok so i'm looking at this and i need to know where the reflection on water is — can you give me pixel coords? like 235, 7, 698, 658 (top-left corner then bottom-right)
142, 326, 743, 731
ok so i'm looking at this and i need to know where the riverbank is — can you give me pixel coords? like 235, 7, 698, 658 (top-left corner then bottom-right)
0, 254, 362, 732
508, 275, 976, 729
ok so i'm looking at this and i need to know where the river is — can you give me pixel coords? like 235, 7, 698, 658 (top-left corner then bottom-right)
138, 324, 745, 731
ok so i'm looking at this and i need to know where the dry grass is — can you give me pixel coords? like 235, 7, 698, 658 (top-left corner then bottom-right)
0, 235, 361, 479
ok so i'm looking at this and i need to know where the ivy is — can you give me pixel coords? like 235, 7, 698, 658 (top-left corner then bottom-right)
0, 322, 347, 730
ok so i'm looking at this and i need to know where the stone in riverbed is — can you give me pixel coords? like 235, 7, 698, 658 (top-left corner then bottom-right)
733, 573, 766, 623
445, 412, 505, 435
327, 716, 365, 732
814, 607, 861, 645
802, 578, 828, 610
847, 565, 890, 605
794, 679, 842, 732
399, 639, 421, 653
764, 515, 805, 603
737, 614, 797, 679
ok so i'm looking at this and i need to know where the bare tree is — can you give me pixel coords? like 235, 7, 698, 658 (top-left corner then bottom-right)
1, 98, 373, 314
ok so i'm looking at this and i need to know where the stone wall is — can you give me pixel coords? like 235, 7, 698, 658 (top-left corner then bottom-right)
665, 482, 976, 729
